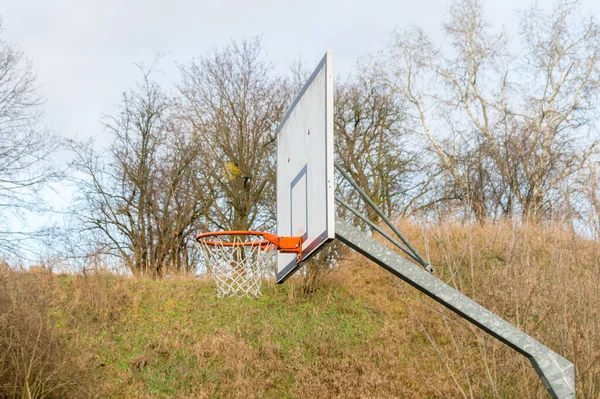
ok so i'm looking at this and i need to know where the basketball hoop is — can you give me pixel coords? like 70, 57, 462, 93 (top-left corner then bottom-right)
196, 231, 301, 298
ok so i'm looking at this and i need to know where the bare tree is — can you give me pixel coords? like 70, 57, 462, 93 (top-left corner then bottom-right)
387, 0, 600, 222
70, 65, 210, 276
335, 63, 419, 222
513, 0, 599, 219
0, 22, 60, 257
178, 38, 288, 232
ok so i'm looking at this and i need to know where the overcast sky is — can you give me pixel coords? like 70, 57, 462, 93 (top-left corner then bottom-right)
0, 0, 599, 245
2, 0, 597, 146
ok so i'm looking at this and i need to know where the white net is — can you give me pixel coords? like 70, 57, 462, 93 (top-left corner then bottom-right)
196, 234, 275, 298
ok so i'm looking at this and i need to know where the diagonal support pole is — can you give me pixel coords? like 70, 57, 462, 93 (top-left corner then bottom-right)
335, 161, 434, 273
335, 217, 575, 399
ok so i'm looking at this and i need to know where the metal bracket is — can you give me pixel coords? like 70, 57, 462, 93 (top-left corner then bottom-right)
262, 233, 302, 262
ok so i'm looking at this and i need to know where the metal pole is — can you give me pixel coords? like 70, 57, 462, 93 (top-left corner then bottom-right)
335, 195, 426, 268
335, 161, 433, 273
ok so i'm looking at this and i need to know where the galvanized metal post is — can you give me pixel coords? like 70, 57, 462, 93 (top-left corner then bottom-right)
335, 217, 575, 399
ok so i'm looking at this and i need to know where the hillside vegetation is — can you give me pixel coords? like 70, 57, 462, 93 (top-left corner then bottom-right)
1, 221, 598, 398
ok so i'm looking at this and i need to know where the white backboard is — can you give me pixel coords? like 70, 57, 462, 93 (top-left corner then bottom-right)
276, 51, 334, 283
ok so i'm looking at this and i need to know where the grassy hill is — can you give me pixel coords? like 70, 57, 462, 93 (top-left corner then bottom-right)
1, 221, 598, 398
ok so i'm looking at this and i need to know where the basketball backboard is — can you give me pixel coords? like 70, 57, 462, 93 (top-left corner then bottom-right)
276, 50, 334, 282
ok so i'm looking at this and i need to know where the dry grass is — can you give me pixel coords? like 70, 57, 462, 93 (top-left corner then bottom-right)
330, 220, 599, 398
0, 221, 598, 398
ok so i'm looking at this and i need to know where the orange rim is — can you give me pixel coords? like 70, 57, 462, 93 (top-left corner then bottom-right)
196, 231, 303, 259
195, 231, 271, 248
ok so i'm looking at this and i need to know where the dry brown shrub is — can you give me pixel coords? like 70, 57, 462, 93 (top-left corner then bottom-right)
0, 268, 87, 398
328, 220, 599, 398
